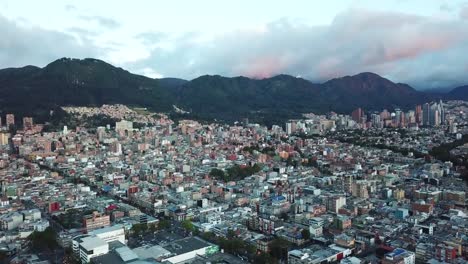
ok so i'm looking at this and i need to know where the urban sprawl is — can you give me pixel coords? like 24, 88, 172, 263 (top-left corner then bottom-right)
0, 100, 467, 264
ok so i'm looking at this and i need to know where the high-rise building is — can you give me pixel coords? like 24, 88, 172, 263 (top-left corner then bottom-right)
415, 105, 422, 125
371, 113, 381, 128
399, 111, 406, 127
351, 108, 363, 123
423, 103, 430, 126
96, 126, 106, 142
438, 100, 445, 124
406, 110, 415, 124
22, 117, 33, 130
380, 109, 390, 120
352, 181, 369, 198
0, 133, 9, 146
423, 101, 445, 127
285, 121, 298, 135
392, 108, 401, 127
5, 114, 14, 128
325, 196, 346, 213
449, 122, 458, 134
286, 122, 293, 135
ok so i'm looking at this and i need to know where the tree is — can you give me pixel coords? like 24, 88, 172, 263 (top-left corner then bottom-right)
209, 168, 226, 180
158, 219, 171, 230
253, 252, 279, 264
131, 223, 148, 236
149, 223, 157, 233
29, 227, 58, 251
269, 238, 290, 262
227, 229, 237, 238
301, 228, 311, 240
181, 219, 195, 232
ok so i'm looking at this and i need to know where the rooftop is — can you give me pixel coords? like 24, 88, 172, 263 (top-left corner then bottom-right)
163, 237, 212, 255
80, 236, 108, 250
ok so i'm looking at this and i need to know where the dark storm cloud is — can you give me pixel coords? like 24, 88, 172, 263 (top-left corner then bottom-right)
0, 15, 98, 68
132, 9, 468, 89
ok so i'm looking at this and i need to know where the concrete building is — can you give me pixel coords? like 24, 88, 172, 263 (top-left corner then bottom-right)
73, 235, 109, 263
382, 248, 415, 264
326, 196, 346, 214
83, 211, 111, 233
115, 120, 133, 132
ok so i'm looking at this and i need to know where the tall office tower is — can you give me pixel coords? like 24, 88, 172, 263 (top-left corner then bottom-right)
5, 114, 14, 128
399, 112, 406, 127
429, 102, 442, 126
371, 113, 381, 128
438, 100, 445, 125
286, 122, 293, 135
96, 126, 106, 142
423, 103, 430, 126
22, 117, 33, 130
291, 121, 297, 133
415, 105, 422, 125
380, 109, 390, 120
394, 109, 402, 126
325, 196, 346, 213
407, 110, 416, 124
351, 108, 363, 123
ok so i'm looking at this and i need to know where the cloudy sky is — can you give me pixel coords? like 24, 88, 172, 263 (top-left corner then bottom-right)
1, 0, 468, 89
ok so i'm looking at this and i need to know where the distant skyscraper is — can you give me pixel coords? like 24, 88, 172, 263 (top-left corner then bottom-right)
399, 112, 406, 127
438, 100, 445, 125
22, 117, 33, 130
428, 101, 444, 127
351, 108, 363, 123
380, 109, 390, 120
407, 110, 416, 124
415, 105, 422, 125
96, 126, 106, 142
423, 103, 430, 126
286, 122, 293, 135
371, 113, 381, 128
5, 114, 14, 128
394, 108, 402, 126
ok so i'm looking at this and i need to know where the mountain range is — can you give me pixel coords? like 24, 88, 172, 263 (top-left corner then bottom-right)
0, 57, 467, 125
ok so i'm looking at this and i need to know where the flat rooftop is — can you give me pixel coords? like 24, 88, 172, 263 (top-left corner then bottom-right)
81, 236, 108, 250
163, 237, 212, 255
90, 224, 124, 235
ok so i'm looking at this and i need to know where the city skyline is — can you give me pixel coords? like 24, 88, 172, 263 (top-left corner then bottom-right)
2, 0, 468, 88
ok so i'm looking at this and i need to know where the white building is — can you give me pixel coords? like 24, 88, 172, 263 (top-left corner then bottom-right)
72, 225, 125, 263
89, 224, 125, 244
309, 217, 324, 238
77, 236, 109, 263
0, 212, 23, 230
115, 120, 133, 132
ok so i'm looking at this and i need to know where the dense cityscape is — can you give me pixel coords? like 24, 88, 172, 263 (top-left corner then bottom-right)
0, 99, 466, 264
3, 1, 468, 264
